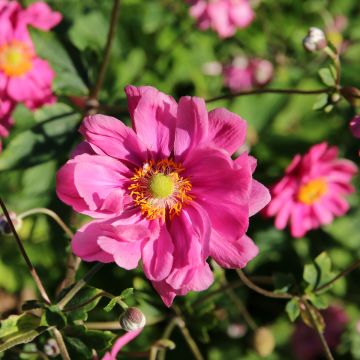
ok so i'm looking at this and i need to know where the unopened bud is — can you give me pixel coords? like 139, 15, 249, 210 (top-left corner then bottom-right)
0, 212, 22, 235
350, 115, 360, 139
44, 338, 60, 357
227, 323, 247, 338
303, 27, 327, 52
119, 307, 146, 332
252, 327, 275, 357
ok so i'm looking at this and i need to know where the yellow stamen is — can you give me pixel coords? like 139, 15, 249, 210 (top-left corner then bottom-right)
128, 159, 192, 220
297, 178, 328, 205
0, 41, 33, 77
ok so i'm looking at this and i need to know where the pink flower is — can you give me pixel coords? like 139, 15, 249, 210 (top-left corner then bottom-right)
102, 329, 142, 360
292, 305, 349, 360
350, 115, 360, 139
188, 0, 254, 38
0, 96, 15, 150
56, 85, 270, 306
0, 1, 61, 110
223, 57, 273, 93
264, 143, 357, 238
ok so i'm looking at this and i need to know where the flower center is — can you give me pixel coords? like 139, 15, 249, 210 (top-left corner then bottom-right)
0, 41, 33, 77
128, 159, 192, 220
297, 178, 328, 205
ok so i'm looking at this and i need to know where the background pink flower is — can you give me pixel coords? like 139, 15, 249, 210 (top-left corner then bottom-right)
264, 142, 357, 238
350, 115, 360, 138
0, 1, 61, 110
0, 97, 15, 150
188, 0, 254, 38
292, 305, 349, 360
223, 57, 273, 93
56, 85, 270, 306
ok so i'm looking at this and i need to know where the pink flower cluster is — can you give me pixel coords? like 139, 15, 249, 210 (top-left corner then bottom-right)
223, 57, 273, 93
265, 143, 357, 238
56, 85, 270, 306
188, 0, 254, 38
292, 305, 349, 360
0, 0, 61, 149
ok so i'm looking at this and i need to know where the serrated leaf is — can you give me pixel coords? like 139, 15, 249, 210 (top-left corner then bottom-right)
303, 252, 334, 292
318, 68, 336, 87
285, 298, 301, 322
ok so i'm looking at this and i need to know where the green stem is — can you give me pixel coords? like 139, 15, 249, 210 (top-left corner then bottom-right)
51, 329, 71, 360
18, 208, 74, 239
57, 263, 104, 310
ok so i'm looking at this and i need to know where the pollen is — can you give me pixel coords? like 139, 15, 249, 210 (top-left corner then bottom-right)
0, 41, 33, 77
128, 159, 193, 221
297, 178, 328, 205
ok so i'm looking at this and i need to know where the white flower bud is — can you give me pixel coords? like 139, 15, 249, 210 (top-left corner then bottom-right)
44, 338, 60, 357
303, 27, 327, 52
0, 211, 22, 235
119, 307, 146, 332
252, 327, 275, 357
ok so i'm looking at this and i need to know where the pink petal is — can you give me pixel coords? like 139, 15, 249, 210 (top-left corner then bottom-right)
20, 1, 62, 30
80, 115, 147, 166
174, 96, 209, 158
249, 179, 271, 216
142, 224, 174, 281
210, 232, 258, 268
125, 85, 177, 157
207, 108, 247, 155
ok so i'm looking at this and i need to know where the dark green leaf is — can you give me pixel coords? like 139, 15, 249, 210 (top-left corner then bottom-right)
318, 68, 336, 87
285, 298, 301, 322
43, 305, 67, 329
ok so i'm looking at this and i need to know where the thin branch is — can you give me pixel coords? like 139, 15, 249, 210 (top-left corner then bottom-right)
88, 0, 121, 107
51, 329, 71, 360
206, 87, 331, 103
158, 318, 178, 360
57, 263, 104, 310
18, 208, 74, 239
236, 269, 292, 299
301, 299, 334, 360
315, 258, 360, 293
0, 197, 51, 304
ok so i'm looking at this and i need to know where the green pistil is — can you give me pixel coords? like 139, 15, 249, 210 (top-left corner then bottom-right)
149, 173, 174, 199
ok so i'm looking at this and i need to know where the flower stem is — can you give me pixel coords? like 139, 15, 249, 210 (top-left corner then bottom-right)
206, 87, 331, 103
88, 0, 121, 111
18, 208, 74, 239
315, 258, 360, 293
236, 269, 292, 299
0, 197, 51, 304
57, 263, 104, 310
51, 329, 71, 360
301, 298, 334, 360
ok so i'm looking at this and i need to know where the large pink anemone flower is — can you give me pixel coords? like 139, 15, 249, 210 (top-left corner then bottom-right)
0, 1, 61, 110
56, 85, 270, 306
188, 0, 254, 38
264, 143, 357, 238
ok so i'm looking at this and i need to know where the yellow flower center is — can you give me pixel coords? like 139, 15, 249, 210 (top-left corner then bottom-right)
128, 159, 192, 220
297, 178, 328, 205
0, 41, 33, 77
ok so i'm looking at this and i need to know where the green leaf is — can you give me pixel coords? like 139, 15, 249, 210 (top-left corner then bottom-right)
303, 252, 334, 292
21, 300, 45, 311
103, 297, 118, 312
313, 94, 328, 110
43, 305, 67, 329
307, 293, 329, 309
64, 286, 103, 322
0, 104, 81, 170
120, 288, 134, 300
65, 336, 92, 360
0, 314, 46, 352
318, 68, 336, 87
285, 298, 301, 322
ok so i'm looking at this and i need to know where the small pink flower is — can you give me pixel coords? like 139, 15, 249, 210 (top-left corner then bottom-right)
223, 57, 273, 93
56, 85, 270, 306
0, 1, 61, 110
350, 115, 360, 139
102, 329, 142, 360
292, 305, 349, 360
188, 0, 254, 38
264, 143, 357, 238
